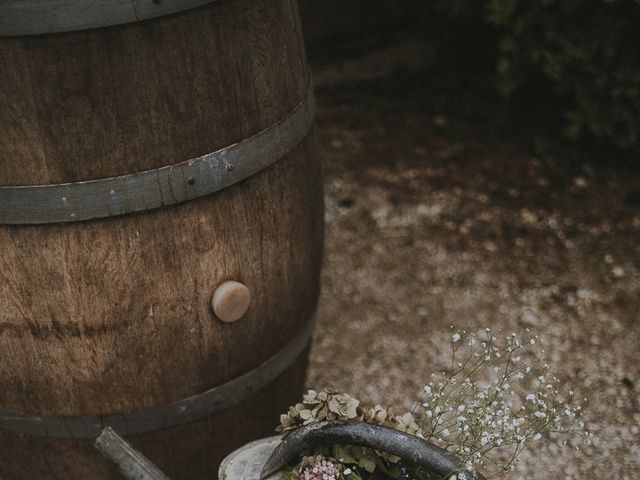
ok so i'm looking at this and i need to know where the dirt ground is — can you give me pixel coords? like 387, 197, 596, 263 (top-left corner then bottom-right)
305, 43, 640, 479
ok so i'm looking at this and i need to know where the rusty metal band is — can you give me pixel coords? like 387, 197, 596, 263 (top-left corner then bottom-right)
0, 87, 315, 225
0, 1, 221, 37
0, 312, 315, 438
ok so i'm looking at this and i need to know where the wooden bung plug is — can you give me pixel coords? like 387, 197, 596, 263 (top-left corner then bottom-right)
211, 280, 251, 323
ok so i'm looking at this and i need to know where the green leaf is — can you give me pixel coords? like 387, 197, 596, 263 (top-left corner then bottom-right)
374, 457, 401, 479
358, 456, 376, 473
333, 445, 358, 465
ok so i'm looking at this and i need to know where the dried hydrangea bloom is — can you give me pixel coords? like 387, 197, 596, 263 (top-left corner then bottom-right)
362, 405, 422, 437
328, 393, 360, 419
393, 412, 423, 438
277, 388, 362, 434
363, 404, 392, 424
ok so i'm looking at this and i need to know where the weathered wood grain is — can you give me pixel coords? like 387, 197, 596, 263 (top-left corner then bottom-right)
0, 353, 310, 480
0, 0, 322, 478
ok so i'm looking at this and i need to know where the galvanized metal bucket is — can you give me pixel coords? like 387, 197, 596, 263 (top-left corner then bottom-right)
218, 437, 283, 480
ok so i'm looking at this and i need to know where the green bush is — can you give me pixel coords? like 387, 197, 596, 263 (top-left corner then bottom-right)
301, 0, 640, 156
483, 0, 640, 153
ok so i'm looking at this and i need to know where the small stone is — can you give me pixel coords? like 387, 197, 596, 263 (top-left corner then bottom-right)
521, 310, 539, 325
573, 176, 588, 188
433, 114, 447, 127
483, 241, 497, 252
611, 266, 625, 278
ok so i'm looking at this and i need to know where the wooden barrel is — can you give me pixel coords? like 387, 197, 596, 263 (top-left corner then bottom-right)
0, 1, 322, 478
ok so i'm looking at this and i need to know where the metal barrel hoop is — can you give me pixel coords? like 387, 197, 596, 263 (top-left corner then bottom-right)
0, 86, 316, 225
0, 312, 316, 438
0, 1, 223, 37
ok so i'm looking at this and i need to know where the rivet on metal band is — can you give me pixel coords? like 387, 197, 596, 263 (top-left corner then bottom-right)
0, 87, 315, 225
0, 1, 221, 37
0, 313, 315, 438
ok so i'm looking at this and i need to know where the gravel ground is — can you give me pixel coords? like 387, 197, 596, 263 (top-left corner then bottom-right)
304, 48, 640, 479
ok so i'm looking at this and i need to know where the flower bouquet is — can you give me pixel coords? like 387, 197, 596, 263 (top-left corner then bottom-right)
263, 329, 590, 480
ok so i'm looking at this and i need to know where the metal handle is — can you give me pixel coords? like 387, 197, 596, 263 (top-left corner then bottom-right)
261, 420, 485, 480
95, 427, 171, 480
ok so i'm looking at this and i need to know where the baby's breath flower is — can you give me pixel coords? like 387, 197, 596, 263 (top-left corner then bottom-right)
413, 328, 590, 478
279, 328, 589, 480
